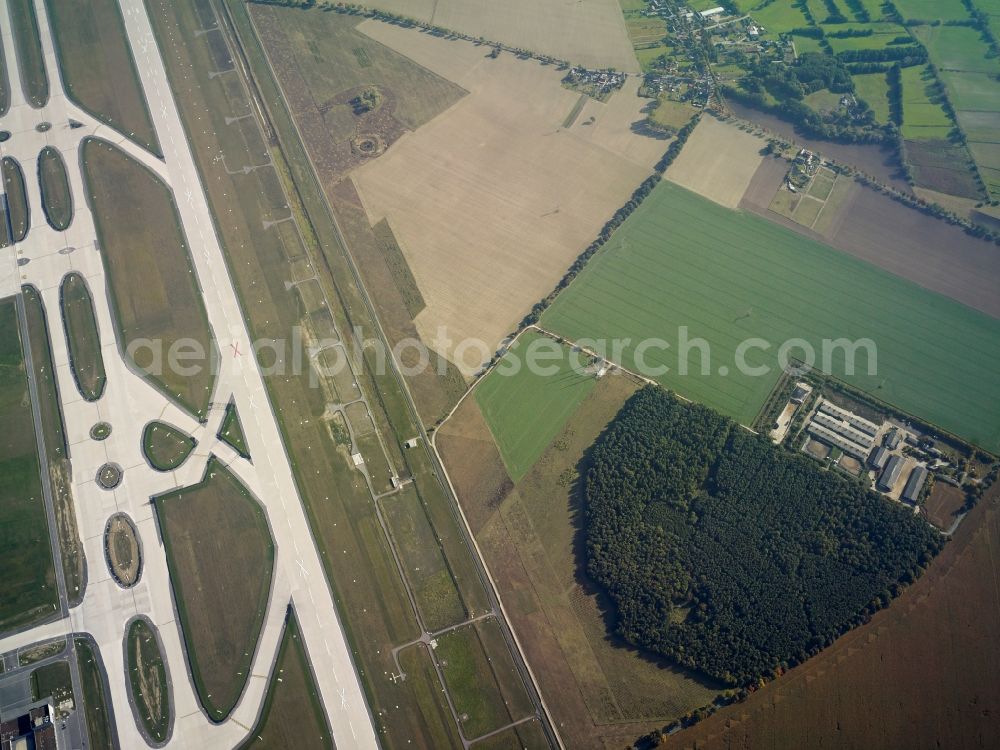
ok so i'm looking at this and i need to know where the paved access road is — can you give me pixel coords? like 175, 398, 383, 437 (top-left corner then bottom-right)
0, 0, 379, 747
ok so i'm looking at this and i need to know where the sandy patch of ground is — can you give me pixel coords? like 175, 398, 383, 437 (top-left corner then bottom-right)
353, 21, 662, 372
359, 0, 638, 72
665, 116, 767, 208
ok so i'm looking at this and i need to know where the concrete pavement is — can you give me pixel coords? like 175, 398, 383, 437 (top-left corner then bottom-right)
0, 0, 379, 747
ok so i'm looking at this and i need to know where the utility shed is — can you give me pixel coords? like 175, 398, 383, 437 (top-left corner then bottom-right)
869, 446, 889, 470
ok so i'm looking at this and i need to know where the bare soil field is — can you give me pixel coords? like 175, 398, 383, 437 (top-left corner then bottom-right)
665, 117, 766, 208
924, 483, 967, 531
358, 0, 638, 72
665, 482, 1000, 750
439, 373, 720, 749
741, 158, 1000, 319
353, 20, 662, 372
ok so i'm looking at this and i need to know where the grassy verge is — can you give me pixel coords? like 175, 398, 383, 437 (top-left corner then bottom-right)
75, 637, 115, 750
142, 421, 196, 471
382, 486, 467, 632
154, 458, 274, 721
434, 618, 534, 740
23, 285, 84, 606
7, 0, 48, 107
126, 618, 171, 743
80, 138, 216, 419
237, 609, 333, 750
59, 273, 106, 401
218, 400, 250, 459
2, 157, 29, 243
38, 146, 72, 230
0, 295, 58, 633
44, 0, 160, 155
30, 660, 72, 704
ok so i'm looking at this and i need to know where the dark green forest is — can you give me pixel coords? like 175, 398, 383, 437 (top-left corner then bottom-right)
585, 387, 942, 686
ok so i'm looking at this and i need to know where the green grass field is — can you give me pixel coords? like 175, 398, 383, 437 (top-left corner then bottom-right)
383, 486, 466, 632
8, 0, 48, 108
38, 147, 72, 230
542, 181, 1000, 452
60, 272, 105, 401
238, 610, 333, 750
45, 0, 160, 155
475, 330, 597, 481
900, 65, 954, 140
218, 400, 249, 459
75, 638, 114, 750
912, 25, 998, 74
0, 297, 58, 634
155, 459, 274, 721
851, 73, 889, 123
894, 0, 970, 21
81, 138, 216, 418
142, 421, 196, 471
2, 157, 29, 243
126, 618, 171, 743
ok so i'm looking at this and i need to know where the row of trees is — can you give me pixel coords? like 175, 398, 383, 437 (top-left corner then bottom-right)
585, 387, 943, 687
520, 115, 700, 328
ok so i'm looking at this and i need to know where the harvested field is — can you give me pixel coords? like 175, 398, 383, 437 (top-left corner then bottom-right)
352, 20, 663, 372
38, 146, 72, 231
238, 610, 333, 750
81, 138, 216, 419
474, 330, 596, 481
154, 459, 274, 721
126, 618, 171, 744
23, 285, 84, 606
2, 157, 29, 243
0, 296, 58, 634
436, 397, 514, 536
441, 373, 720, 749
8, 0, 48, 108
45, 0, 160, 154
924, 482, 967, 531
59, 272, 105, 401
105, 513, 141, 587
142, 421, 196, 472
542, 181, 1000, 451
357, 0, 638, 72
665, 481, 1000, 750
665, 116, 765, 208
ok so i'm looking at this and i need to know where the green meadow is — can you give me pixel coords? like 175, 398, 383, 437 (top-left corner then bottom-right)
542, 181, 1000, 452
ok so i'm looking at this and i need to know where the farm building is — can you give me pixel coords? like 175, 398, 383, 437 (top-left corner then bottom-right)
869, 446, 890, 470
818, 400, 880, 437
877, 454, 904, 492
885, 429, 902, 450
790, 382, 812, 404
807, 422, 870, 460
812, 411, 875, 451
902, 466, 928, 504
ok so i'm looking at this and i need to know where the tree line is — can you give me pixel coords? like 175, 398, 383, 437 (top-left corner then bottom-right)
585, 386, 943, 687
